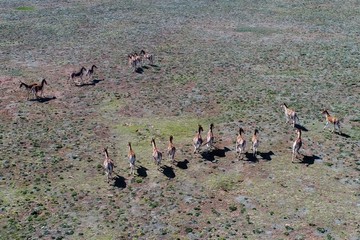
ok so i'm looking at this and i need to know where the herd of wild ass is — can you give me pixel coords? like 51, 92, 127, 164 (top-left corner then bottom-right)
17, 49, 343, 183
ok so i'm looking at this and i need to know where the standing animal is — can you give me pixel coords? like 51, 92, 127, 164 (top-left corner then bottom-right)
282, 103, 299, 127
206, 123, 215, 149
292, 129, 302, 163
236, 127, 246, 159
69, 67, 87, 85
167, 135, 176, 164
103, 148, 114, 182
140, 50, 154, 65
251, 129, 259, 156
322, 110, 341, 134
193, 125, 204, 153
151, 138, 162, 166
30, 79, 48, 99
128, 142, 136, 175
20, 82, 37, 100
86, 65, 97, 81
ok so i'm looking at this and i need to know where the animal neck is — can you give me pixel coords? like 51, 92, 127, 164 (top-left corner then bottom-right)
104, 149, 109, 159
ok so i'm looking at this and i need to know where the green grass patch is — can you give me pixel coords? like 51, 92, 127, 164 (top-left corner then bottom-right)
114, 116, 205, 151
206, 173, 243, 191
15, 6, 35, 11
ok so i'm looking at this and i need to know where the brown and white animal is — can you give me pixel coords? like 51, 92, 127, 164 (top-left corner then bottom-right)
282, 103, 299, 127
236, 127, 246, 159
20, 82, 37, 100
103, 148, 114, 182
140, 50, 154, 65
69, 67, 87, 85
292, 129, 302, 163
206, 123, 215, 149
151, 138, 162, 166
30, 79, 48, 99
86, 65, 97, 81
322, 110, 341, 134
128, 53, 141, 69
251, 129, 259, 156
128, 142, 136, 175
193, 124, 204, 153
167, 135, 176, 164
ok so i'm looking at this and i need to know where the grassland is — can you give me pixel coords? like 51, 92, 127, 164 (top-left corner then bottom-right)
0, 0, 359, 239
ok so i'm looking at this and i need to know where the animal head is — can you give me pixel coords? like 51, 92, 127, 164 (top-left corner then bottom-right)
239, 127, 244, 134
254, 129, 259, 135
209, 123, 214, 130
321, 109, 329, 115
198, 125, 204, 133
42, 79, 48, 85
140, 50, 146, 55
169, 135, 174, 142
92, 65, 97, 69
282, 103, 288, 108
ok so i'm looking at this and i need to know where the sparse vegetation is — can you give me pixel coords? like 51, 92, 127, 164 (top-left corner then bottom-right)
0, 0, 359, 239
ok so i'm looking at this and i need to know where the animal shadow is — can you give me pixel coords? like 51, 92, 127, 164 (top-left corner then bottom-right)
135, 67, 144, 74
76, 79, 104, 87
136, 166, 148, 178
176, 159, 189, 169
298, 155, 320, 166
201, 147, 230, 162
30, 96, 56, 103
160, 165, 175, 179
113, 175, 126, 188
244, 152, 258, 162
259, 151, 274, 161
294, 124, 309, 132
335, 132, 350, 138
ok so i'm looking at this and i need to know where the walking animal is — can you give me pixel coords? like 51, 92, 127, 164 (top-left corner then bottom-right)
69, 67, 87, 85
86, 65, 97, 81
30, 79, 48, 99
193, 125, 204, 153
282, 103, 299, 127
128, 53, 141, 70
20, 82, 37, 100
140, 50, 154, 65
103, 148, 114, 183
151, 138, 162, 167
128, 142, 136, 175
292, 129, 302, 163
322, 110, 341, 134
206, 123, 215, 150
251, 129, 259, 156
236, 127, 246, 159
167, 136, 176, 164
